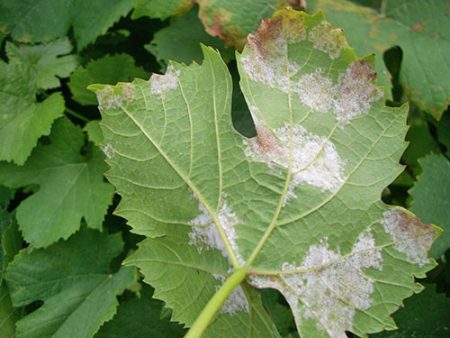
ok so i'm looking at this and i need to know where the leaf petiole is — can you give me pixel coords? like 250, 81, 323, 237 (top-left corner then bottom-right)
185, 268, 248, 338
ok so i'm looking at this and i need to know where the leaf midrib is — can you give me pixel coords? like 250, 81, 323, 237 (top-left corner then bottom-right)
119, 69, 240, 268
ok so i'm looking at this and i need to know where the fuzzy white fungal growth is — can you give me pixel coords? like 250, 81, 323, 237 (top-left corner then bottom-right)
188, 200, 244, 264
308, 21, 346, 60
297, 69, 334, 112
381, 208, 435, 266
244, 124, 345, 195
249, 230, 382, 337
213, 274, 249, 314
150, 65, 180, 96
102, 143, 115, 159
241, 35, 300, 93
296, 61, 383, 124
333, 61, 383, 124
97, 84, 135, 110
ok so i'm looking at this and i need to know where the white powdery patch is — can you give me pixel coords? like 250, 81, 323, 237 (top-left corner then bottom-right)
333, 61, 383, 124
213, 274, 249, 314
249, 231, 382, 337
308, 21, 346, 60
150, 65, 180, 96
188, 200, 244, 264
297, 68, 333, 112
296, 61, 383, 124
97, 84, 134, 110
244, 124, 345, 195
241, 36, 300, 93
102, 143, 115, 159
381, 208, 435, 267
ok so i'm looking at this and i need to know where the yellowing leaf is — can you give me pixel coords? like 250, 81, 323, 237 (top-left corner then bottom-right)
309, 0, 450, 118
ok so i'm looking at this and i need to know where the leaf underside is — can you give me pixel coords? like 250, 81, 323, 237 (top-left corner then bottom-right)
309, 0, 450, 119
93, 9, 438, 338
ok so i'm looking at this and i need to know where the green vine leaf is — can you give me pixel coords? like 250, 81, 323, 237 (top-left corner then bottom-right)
374, 284, 450, 337
95, 285, 186, 338
0, 0, 134, 50
0, 118, 114, 248
0, 58, 64, 165
0, 283, 21, 337
0, 210, 23, 337
409, 154, 450, 258
132, 0, 193, 20
69, 54, 147, 106
6, 38, 78, 90
4, 228, 137, 338
308, 0, 450, 119
146, 6, 234, 66
197, 0, 295, 49
92, 10, 439, 337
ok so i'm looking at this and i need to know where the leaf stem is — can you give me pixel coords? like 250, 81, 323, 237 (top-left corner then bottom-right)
185, 268, 247, 338
65, 108, 89, 122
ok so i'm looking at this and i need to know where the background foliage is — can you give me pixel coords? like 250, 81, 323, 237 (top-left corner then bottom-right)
0, 0, 449, 337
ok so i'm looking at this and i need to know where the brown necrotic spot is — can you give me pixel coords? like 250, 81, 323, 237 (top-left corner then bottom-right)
410, 22, 424, 31
255, 126, 280, 154
381, 208, 437, 266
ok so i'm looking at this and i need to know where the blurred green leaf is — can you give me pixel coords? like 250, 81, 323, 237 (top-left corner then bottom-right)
0, 118, 114, 248
402, 118, 439, 173
146, 6, 234, 66
374, 284, 450, 337
0, 59, 64, 164
0, 0, 134, 50
6, 38, 78, 90
132, 0, 193, 20
84, 120, 104, 146
69, 54, 147, 106
5, 227, 137, 338
409, 154, 450, 258
309, 0, 450, 118
96, 285, 186, 338
197, 0, 291, 49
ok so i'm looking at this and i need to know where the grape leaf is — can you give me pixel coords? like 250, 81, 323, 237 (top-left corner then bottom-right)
4, 227, 137, 338
69, 54, 147, 106
197, 0, 293, 49
125, 232, 280, 337
0, 59, 64, 165
409, 154, 450, 258
308, 0, 450, 119
146, 6, 234, 66
84, 120, 104, 146
374, 284, 450, 337
402, 118, 439, 173
0, 186, 14, 209
0, 210, 23, 338
95, 285, 186, 338
0, 118, 115, 248
0, 283, 21, 338
92, 10, 439, 337
0, 210, 22, 282
437, 110, 450, 155
132, 0, 193, 20
0, 0, 134, 50
6, 38, 78, 90
261, 289, 298, 337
